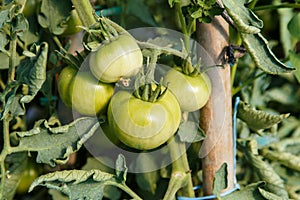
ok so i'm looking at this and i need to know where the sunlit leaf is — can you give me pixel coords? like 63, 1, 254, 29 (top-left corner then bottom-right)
14, 117, 99, 167
222, 0, 263, 34
16, 42, 48, 103
258, 187, 284, 200
237, 100, 290, 131
29, 169, 116, 200
240, 33, 295, 74
213, 163, 228, 198
37, 0, 72, 35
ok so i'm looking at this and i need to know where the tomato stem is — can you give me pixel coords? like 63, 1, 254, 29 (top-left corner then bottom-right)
71, 0, 96, 27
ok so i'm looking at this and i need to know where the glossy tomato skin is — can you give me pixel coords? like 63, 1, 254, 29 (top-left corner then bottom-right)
88, 34, 143, 83
163, 68, 211, 112
57, 66, 77, 108
16, 161, 40, 194
61, 9, 83, 36
107, 87, 181, 150
23, 0, 37, 17
57, 66, 114, 116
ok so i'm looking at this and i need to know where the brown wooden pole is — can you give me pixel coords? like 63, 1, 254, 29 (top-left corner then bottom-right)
197, 16, 234, 196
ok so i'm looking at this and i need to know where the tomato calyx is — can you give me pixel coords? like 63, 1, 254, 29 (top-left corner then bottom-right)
180, 57, 203, 77
82, 16, 125, 51
56, 48, 86, 70
133, 81, 168, 103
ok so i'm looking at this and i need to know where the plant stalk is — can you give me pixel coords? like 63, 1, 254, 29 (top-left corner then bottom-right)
8, 34, 17, 83
71, 0, 96, 27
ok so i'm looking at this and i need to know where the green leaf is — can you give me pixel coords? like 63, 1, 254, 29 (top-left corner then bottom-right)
213, 163, 228, 198
115, 154, 127, 183
289, 51, 300, 84
16, 42, 48, 104
0, 52, 10, 69
126, 0, 157, 26
177, 121, 206, 143
19, 15, 39, 47
11, 13, 29, 36
222, 0, 263, 34
240, 33, 295, 74
134, 154, 159, 194
237, 100, 290, 132
244, 145, 289, 198
37, 0, 72, 35
261, 148, 300, 172
1, 153, 28, 200
168, 0, 180, 7
288, 13, 300, 40
29, 169, 116, 199
14, 117, 99, 167
222, 182, 266, 200
82, 158, 121, 200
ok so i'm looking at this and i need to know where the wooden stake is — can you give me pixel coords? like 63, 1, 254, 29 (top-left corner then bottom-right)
197, 16, 234, 196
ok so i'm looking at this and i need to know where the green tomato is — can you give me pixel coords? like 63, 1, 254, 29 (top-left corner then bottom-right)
16, 161, 40, 194
88, 34, 143, 83
57, 66, 114, 116
23, 0, 37, 17
107, 86, 181, 150
163, 68, 211, 112
61, 9, 83, 36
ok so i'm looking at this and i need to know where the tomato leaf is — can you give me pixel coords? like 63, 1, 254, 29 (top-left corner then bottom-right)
126, 0, 157, 26
261, 148, 300, 172
212, 162, 228, 198
222, 0, 263, 34
222, 182, 266, 200
16, 42, 48, 104
134, 154, 159, 194
1, 153, 28, 200
29, 169, 116, 199
115, 154, 127, 183
14, 117, 99, 167
240, 33, 295, 74
258, 187, 285, 200
288, 13, 300, 40
237, 100, 290, 132
178, 121, 206, 143
37, 0, 72, 35
289, 51, 300, 84
243, 143, 289, 198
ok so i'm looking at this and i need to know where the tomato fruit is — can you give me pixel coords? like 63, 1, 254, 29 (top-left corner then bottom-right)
107, 85, 181, 150
88, 34, 143, 83
163, 68, 211, 112
23, 0, 37, 17
57, 66, 114, 116
61, 9, 83, 36
16, 160, 40, 194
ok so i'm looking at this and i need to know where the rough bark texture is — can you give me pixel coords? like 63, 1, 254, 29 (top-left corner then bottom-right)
197, 16, 234, 196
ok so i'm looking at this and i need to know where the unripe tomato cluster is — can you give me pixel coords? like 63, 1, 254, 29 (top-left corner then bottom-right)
57, 29, 211, 150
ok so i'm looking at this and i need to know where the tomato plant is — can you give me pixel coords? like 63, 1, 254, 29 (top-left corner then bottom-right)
57, 66, 114, 116
107, 84, 181, 150
1, 0, 300, 200
163, 67, 211, 112
88, 33, 143, 83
